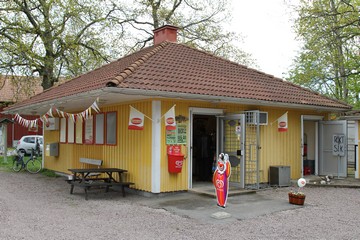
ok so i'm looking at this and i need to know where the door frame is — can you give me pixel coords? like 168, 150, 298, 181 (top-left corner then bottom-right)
301, 115, 324, 177
188, 107, 224, 189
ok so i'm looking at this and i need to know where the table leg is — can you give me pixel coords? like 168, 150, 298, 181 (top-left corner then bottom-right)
70, 184, 74, 194
84, 187, 88, 200
121, 185, 126, 197
116, 171, 126, 197
115, 171, 123, 182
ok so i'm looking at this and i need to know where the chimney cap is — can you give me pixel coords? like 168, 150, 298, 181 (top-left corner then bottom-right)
153, 25, 178, 45
153, 24, 179, 33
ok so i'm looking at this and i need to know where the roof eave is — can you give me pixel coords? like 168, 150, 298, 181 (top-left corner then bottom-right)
104, 88, 351, 112
2, 87, 350, 114
2, 89, 105, 114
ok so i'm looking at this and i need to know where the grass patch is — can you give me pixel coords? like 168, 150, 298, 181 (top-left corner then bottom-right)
41, 168, 59, 178
1, 155, 58, 177
0, 155, 15, 171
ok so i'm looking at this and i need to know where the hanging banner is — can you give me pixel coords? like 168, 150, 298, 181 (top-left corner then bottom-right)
164, 105, 176, 130
278, 112, 288, 132
128, 106, 145, 130
13, 98, 101, 129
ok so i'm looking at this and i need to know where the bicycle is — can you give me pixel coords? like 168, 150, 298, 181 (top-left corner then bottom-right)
12, 148, 42, 173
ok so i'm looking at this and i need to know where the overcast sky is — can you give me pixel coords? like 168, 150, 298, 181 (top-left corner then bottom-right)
229, 0, 301, 79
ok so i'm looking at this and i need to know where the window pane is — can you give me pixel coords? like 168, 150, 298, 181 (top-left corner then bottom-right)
76, 120, 83, 144
60, 118, 66, 143
95, 114, 104, 144
68, 119, 74, 143
106, 112, 117, 145
84, 116, 94, 144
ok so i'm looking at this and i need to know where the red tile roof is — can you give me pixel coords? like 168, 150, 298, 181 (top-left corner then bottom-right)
5, 41, 351, 111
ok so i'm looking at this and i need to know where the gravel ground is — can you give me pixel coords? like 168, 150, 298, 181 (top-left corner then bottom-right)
1, 170, 360, 240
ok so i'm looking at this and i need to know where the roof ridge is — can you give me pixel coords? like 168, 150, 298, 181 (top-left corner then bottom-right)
106, 42, 170, 87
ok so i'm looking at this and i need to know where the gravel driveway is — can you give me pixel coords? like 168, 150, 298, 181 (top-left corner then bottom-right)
1, 170, 360, 240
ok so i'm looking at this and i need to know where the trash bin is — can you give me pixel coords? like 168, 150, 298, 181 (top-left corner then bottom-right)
168, 154, 184, 173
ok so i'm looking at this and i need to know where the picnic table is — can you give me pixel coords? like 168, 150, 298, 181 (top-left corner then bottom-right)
67, 168, 134, 200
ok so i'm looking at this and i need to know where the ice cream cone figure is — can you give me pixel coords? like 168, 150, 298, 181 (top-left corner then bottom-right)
213, 153, 231, 208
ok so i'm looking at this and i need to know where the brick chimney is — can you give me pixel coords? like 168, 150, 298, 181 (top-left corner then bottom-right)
153, 25, 178, 45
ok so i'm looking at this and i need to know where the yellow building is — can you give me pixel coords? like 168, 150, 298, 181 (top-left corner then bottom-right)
4, 25, 353, 194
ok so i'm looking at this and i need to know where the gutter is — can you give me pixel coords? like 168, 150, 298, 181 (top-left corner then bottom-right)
103, 87, 351, 112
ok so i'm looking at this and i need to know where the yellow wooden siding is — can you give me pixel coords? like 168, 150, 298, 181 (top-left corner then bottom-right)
160, 101, 188, 192
43, 97, 326, 193
101, 102, 153, 192
44, 101, 153, 192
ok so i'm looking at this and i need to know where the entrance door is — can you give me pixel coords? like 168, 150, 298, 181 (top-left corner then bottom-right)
219, 113, 261, 189
219, 114, 245, 188
319, 120, 347, 177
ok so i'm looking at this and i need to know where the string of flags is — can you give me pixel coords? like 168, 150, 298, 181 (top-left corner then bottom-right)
13, 98, 100, 128
13, 100, 177, 131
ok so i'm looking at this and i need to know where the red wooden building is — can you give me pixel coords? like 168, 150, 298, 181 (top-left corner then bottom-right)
0, 75, 43, 146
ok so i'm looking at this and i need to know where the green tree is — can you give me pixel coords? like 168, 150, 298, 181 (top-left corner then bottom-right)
0, 0, 255, 91
287, 0, 360, 106
111, 0, 256, 67
0, 0, 123, 90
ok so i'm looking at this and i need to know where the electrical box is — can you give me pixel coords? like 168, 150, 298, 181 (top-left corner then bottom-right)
269, 166, 290, 187
46, 142, 59, 157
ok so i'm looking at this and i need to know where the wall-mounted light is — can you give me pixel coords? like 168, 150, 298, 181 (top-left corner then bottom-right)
175, 115, 188, 123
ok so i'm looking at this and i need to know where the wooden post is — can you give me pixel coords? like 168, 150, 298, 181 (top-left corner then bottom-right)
3, 124, 8, 163
0, 118, 14, 163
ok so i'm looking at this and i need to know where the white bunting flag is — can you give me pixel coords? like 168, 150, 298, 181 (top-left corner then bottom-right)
164, 105, 176, 130
278, 112, 288, 132
128, 106, 145, 130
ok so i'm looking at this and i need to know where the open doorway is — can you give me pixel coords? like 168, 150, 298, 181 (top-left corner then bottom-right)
192, 115, 217, 183
303, 120, 317, 176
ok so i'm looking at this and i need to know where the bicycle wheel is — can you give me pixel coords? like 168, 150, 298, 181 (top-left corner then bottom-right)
26, 159, 42, 173
12, 158, 23, 172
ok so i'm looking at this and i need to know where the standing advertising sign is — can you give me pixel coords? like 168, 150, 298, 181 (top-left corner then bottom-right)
213, 153, 231, 208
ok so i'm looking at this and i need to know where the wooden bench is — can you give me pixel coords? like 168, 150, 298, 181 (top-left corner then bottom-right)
70, 181, 112, 200
70, 181, 134, 200
109, 182, 135, 197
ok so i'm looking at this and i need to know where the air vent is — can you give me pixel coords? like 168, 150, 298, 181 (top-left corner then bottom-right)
245, 111, 268, 125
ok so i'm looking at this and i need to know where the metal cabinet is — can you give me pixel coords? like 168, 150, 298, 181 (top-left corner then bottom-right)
269, 166, 290, 187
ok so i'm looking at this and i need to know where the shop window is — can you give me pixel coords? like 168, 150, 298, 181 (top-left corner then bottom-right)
95, 113, 104, 144
106, 112, 117, 145
60, 118, 66, 143
67, 118, 75, 143
84, 116, 94, 144
75, 120, 83, 144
